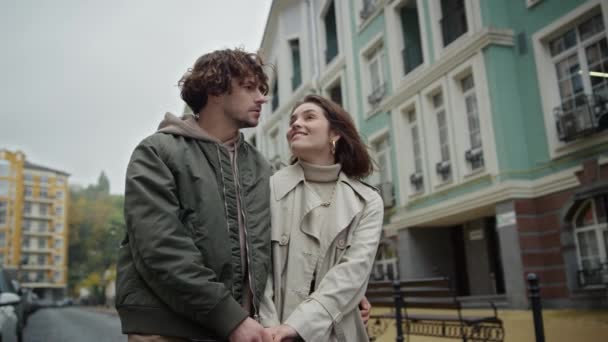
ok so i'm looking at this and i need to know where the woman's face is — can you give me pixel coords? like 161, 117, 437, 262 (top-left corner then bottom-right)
286, 102, 339, 163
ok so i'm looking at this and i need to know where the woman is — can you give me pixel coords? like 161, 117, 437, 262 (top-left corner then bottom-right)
260, 95, 384, 341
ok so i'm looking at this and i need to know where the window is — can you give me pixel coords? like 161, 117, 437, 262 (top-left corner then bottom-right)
40, 187, 48, 199
372, 136, 392, 186
54, 271, 62, 282
0, 160, 9, 177
399, 1, 424, 74
25, 186, 32, 197
367, 48, 387, 107
573, 196, 608, 287
289, 39, 302, 90
461, 74, 484, 170
0, 254, 4, 266
328, 80, 343, 107
22, 237, 30, 249
324, 1, 339, 64
39, 237, 47, 249
408, 110, 424, 193
24, 174, 33, 182
360, 0, 379, 22
0, 201, 6, 225
0, 180, 8, 196
0, 232, 5, 247
23, 202, 32, 215
40, 175, 48, 184
56, 190, 63, 199
55, 223, 63, 233
433, 92, 452, 182
37, 254, 45, 265
54, 255, 62, 265
552, 14, 607, 110
22, 219, 31, 232
39, 204, 47, 216
56, 206, 63, 217
38, 221, 47, 233
271, 75, 279, 112
440, 0, 468, 47
54, 238, 63, 249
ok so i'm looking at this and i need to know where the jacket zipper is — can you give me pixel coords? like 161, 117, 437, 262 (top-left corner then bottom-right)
230, 142, 260, 321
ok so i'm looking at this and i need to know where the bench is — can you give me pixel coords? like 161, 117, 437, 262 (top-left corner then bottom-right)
366, 277, 504, 342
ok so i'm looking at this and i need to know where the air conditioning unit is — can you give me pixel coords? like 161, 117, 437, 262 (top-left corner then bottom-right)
465, 147, 483, 163
367, 83, 387, 106
435, 160, 451, 175
359, 0, 376, 21
376, 182, 395, 208
409, 172, 424, 193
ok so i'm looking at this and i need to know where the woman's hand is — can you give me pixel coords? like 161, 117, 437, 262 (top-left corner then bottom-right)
266, 324, 299, 341
359, 296, 371, 326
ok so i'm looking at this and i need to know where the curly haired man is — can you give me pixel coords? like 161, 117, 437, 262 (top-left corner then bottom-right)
116, 48, 273, 342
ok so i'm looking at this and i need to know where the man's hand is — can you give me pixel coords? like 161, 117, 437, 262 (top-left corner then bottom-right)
229, 317, 273, 342
359, 296, 371, 326
267, 324, 298, 342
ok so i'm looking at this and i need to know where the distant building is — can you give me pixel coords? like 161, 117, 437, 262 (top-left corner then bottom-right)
0, 149, 69, 300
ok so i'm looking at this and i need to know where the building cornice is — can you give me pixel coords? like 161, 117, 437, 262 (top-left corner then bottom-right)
380, 28, 515, 113
387, 165, 582, 231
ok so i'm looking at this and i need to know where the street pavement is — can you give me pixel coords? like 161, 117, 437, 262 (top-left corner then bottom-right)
23, 306, 126, 342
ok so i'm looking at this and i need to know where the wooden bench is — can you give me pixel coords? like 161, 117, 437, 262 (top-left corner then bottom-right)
366, 277, 504, 342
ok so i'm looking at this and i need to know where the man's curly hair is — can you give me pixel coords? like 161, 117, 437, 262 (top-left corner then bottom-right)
179, 48, 269, 114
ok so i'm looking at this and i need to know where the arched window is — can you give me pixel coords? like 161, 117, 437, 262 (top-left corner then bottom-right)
573, 196, 608, 286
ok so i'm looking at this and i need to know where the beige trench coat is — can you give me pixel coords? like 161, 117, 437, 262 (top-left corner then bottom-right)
259, 164, 384, 342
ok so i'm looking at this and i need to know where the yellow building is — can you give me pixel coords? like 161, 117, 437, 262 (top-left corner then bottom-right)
0, 149, 69, 300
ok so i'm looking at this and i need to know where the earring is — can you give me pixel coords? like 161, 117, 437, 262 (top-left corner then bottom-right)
330, 140, 336, 155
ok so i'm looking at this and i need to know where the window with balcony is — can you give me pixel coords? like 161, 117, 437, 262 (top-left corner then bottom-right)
39, 204, 48, 216
40, 187, 48, 199
0, 160, 9, 177
371, 136, 395, 208
39, 237, 47, 249
38, 220, 47, 233
271, 74, 279, 112
440, 0, 468, 47
37, 254, 45, 266
366, 47, 387, 108
433, 92, 452, 182
24, 186, 32, 197
573, 196, 608, 287
0, 180, 8, 196
22, 237, 30, 249
22, 219, 31, 232
328, 81, 343, 108
461, 74, 484, 170
324, 1, 339, 64
0, 232, 5, 247
289, 39, 302, 91
552, 13, 608, 142
23, 202, 31, 215
0, 201, 6, 225
407, 109, 424, 193
399, 1, 424, 75
54, 255, 62, 265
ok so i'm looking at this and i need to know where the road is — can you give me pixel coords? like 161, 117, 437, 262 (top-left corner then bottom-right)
23, 307, 126, 342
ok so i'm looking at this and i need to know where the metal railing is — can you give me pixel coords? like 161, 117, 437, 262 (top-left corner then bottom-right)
554, 94, 608, 142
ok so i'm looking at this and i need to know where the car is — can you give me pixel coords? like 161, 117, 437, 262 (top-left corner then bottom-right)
0, 269, 21, 342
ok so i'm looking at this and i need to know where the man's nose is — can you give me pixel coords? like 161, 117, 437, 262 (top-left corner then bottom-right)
255, 91, 268, 104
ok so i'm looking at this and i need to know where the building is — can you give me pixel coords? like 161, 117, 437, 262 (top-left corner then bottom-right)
0, 149, 69, 300
248, 0, 608, 309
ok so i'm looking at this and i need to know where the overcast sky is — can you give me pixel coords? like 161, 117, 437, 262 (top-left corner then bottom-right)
0, 0, 272, 194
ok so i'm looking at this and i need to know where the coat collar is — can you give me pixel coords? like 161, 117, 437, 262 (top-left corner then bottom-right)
272, 163, 377, 204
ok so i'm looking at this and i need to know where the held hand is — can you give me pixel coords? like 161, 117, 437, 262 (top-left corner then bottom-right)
229, 317, 273, 342
270, 324, 298, 342
359, 296, 371, 327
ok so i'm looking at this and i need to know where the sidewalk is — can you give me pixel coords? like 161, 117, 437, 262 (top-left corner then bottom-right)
80, 305, 119, 316
371, 308, 608, 342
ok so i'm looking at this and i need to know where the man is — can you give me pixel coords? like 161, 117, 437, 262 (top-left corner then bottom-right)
116, 48, 273, 342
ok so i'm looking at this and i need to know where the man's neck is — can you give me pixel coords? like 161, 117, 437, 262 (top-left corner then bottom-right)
197, 108, 239, 143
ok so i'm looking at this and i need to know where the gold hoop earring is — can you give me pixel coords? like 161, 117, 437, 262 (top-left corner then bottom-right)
330, 140, 336, 155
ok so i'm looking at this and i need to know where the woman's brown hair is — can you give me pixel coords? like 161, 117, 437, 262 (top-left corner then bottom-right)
290, 94, 374, 179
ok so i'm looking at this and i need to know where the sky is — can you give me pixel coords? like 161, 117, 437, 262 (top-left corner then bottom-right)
0, 0, 273, 194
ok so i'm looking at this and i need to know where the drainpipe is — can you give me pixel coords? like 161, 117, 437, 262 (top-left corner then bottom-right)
306, 0, 321, 93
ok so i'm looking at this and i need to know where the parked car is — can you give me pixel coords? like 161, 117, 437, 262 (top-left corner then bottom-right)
0, 269, 21, 342
11, 279, 39, 341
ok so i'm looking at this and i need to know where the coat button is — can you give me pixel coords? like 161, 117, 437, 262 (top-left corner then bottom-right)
337, 239, 346, 248
280, 235, 288, 244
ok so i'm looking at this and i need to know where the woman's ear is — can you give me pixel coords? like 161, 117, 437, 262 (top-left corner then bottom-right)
330, 130, 341, 143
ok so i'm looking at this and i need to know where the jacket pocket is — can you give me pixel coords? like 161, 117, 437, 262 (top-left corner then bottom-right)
271, 230, 290, 277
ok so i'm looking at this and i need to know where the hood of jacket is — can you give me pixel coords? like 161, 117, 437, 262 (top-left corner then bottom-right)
157, 112, 220, 143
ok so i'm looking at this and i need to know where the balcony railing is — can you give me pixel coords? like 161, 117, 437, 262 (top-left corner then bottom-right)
554, 94, 608, 142
577, 262, 608, 287
367, 82, 388, 107
440, 8, 468, 47
359, 0, 377, 21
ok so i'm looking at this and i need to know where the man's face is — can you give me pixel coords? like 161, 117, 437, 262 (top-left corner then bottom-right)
221, 77, 267, 128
